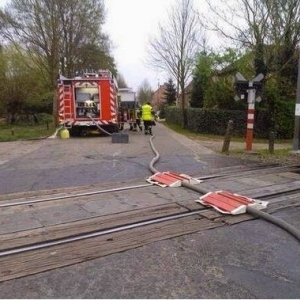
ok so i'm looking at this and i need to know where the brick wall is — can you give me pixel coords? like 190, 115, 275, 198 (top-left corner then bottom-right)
151, 83, 168, 111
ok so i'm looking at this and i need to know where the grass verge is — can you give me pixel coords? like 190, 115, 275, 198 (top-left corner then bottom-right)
161, 121, 298, 164
0, 123, 55, 142
162, 121, 292, 144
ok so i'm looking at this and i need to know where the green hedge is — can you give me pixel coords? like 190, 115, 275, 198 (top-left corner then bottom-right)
165, 107, 294, 139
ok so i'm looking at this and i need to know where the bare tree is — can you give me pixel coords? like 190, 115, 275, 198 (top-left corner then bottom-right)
266, 0, 300, 81
137, 79, 153, 105
147, 0, 201, 127
0, 0, 111, 89
117, 73, 128, 88
202, 0, 300, 80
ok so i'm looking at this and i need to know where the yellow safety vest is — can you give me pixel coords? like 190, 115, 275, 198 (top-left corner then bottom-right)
141, 104, 153, 121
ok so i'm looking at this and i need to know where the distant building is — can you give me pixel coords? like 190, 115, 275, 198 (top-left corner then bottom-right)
177, 81, 193, 108
151, 80, 193, 110
151, 83, 168, 111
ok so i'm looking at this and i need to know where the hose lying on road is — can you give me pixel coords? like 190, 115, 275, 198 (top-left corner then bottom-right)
147, 134, 300, 243
149, 135, 160, 174
246, 205, 300, 241
88, 115, 113, 136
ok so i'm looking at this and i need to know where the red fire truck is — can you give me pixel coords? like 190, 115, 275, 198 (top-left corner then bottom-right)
56, 70, 120, 136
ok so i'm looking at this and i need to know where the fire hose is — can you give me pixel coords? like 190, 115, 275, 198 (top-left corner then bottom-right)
88, 115, 113, 136
148, 134, 300, 242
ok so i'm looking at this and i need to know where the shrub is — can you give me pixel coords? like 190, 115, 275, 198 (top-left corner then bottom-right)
165, 106, 294, 139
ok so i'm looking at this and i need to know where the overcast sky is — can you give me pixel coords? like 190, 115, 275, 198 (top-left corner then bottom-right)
0, 0, 210, 91
103, 0, 209, 91
103, 0, 171, 91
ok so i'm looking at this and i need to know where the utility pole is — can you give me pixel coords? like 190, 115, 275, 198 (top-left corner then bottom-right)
292, 49, 300, 151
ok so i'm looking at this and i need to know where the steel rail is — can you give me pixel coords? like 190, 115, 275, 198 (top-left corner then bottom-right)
0, 172, 255, 209
3, 175, 300, 209
0, 209, 205, 257
2, 189, 299, 258
1, 163, 298, 209
194, 164, 300, 182
0, 183, 152, 208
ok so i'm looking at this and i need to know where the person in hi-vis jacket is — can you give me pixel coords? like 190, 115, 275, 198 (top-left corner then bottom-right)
141, 102, 154, 135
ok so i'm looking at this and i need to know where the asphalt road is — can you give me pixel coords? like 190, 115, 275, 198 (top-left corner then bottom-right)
0, 123, 299, 298
0, 207, 299, 299
0, 123, 250, 194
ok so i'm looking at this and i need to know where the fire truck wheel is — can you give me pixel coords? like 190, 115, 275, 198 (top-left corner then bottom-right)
69, 127, 80, 137
80, 129, 89, 136
105, 125, 119, 134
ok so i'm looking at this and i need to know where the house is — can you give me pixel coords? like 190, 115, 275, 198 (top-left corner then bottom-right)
177, 81, 193, 108
151, 82, 168, 111
151, 80, 193, 110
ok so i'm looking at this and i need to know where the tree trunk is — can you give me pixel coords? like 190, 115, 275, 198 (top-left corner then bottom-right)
181, 85, 187, 128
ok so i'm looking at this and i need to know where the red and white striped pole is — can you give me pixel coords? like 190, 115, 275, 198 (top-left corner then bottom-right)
235, 72, 263, 151
246, 88, 256, 151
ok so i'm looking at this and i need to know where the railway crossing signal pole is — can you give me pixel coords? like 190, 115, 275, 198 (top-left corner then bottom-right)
234, 72, 264, 151
246, 86, 256, 151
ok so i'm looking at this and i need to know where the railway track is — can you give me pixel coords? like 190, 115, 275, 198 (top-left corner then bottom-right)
0, 163, 300, 282
0, 163, 299, 208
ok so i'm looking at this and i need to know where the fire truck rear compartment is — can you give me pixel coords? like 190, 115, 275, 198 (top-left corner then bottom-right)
75, 88, 100, 119
57, 70, 120, 135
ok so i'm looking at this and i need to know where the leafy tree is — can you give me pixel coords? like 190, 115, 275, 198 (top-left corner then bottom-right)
163, 78, 176, 106
191, 48, 250, 110
190, 51, 211, 108
0, 44, 47, 123
0, 45, 6, 115
190, 76, 204, 108
75, 43, 116, 76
